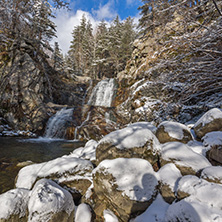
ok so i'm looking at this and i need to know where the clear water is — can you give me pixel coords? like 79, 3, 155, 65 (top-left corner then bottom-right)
0, 137, 84, 194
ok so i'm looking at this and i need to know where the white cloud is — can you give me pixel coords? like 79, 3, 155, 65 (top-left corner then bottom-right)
126, 0, 134, 5
92, 0, 117, 20
51, 9, 100, 54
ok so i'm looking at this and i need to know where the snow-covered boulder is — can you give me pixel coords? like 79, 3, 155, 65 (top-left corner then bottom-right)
201, 166, 222, 184
16, 154, 94, 197
75, 203, 92, 222
93, 158, 158, 221
103, 209, 119, 222
71, 139, 97, 163
96, 123, 161, 166
130, 194, 169, 222
0, 188, 30, 222
166, 175, 222, 221
156, 121, 192, 144
193, 108, 222, 139
157, 163, 182, 203
160, 142, 211, 175
202, 131, 222, 164
165, 198, 222, 222
28, 179, 75, 222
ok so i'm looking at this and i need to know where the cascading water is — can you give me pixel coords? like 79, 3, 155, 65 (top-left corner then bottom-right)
44, 108, 74, 139
87, 78, 115, 107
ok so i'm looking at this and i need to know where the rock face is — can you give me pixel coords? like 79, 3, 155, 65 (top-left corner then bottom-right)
28, 179, 75, 222
95, 123, 161, 166
0, 50, 48, 133
0, 41, 86, 135
193, 108, 222, 139
156, 121, 192, 144
93, 158, 158, 221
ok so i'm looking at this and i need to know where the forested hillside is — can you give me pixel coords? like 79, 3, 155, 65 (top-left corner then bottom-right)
0, 0, 222, 135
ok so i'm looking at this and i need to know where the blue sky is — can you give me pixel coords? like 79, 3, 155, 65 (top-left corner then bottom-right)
52, 0, 142, 54
68, 0, 141, 20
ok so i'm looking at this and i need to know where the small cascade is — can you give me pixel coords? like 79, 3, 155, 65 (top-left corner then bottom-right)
82, 79, 93, 106
74, 111, 91, 141
44, 108, 74, 139
87, 78, 115, 107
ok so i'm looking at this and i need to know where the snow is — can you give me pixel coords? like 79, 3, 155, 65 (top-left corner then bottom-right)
158, 121, 191, 140
157, 163, 182, 190
201, 166, 222, 183
130, 194, 169, 222
75, 203, 92, 222
167, 175, 222, 222
103, 209, 119, 222
28, 179, 75, 222
0, 188, 30, 220
194, 108, 222, 128
127, 122, 157, 134
135, 98, 162, 115
161, 142, 211, 171
187, 140, 209, 156
165, 198, 222, 222
16, 155, 93, 189
71, 139, 97, 161
98, 124, 161, 152
202, 131, 222, 148
177, 175, 222, 209
93, 158, 158, 201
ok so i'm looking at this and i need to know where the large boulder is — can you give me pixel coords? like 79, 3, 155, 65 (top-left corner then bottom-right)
96, 123, 161, 166
160, 142, 211, 175
16, 154, 94, 197
28, 179, 75, 222
166, 175, 222, 221
193, 108, 222, 139
157, 163, 182, 203
156, 121, 192, 144
201, 166, 222, 184
130, 194, 169, 222
0, 188, 30, 222
202, 131, 222, 164
93, 158, 158, 221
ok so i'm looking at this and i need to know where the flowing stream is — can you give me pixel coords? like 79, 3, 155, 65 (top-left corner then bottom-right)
87, 78, 115, 107
44, 108, 74, 139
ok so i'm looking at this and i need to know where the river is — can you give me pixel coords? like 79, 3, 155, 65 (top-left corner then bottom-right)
0, 137, 84, 194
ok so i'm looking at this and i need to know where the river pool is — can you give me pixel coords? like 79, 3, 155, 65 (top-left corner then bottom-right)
0, 137, 84, 194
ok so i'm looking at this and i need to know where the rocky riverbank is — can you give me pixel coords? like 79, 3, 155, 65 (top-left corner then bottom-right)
0, 108, 222, 222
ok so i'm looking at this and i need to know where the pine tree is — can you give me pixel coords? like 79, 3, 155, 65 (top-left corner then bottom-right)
94, 20, 109, 79
52, 42, 63, 71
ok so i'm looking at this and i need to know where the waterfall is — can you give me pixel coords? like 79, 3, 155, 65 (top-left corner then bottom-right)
44, 108, 74, 139
87, 78, 115, 107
